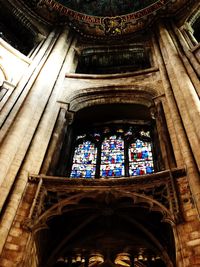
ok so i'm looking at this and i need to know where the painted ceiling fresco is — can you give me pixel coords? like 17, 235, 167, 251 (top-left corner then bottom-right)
54, 0, 158, 17
19, 0, 192, 38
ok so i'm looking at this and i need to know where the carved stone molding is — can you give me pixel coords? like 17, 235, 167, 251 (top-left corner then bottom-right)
25, 167, 186, 232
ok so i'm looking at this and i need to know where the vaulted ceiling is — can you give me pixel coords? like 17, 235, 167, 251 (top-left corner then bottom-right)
47, 0, 158, 17
15, 0, 194, 39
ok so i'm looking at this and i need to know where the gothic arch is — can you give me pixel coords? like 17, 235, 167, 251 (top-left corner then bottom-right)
31, 190, 175, 232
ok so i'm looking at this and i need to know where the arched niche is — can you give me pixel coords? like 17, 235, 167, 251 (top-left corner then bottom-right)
54, 102, 164, 178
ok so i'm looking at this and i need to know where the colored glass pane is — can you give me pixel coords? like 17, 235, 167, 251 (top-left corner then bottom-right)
70, 141, 97, 178
100, 135, 124, 177
129, 139, 154, 176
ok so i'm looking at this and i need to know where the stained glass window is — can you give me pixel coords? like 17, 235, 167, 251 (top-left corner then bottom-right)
129, 139, 154, 176
70, 140, 97, 178
101, 135, 124, 177
70, 125, 155, 179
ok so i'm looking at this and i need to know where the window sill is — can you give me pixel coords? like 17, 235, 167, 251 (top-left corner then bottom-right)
29, 167, 186, 186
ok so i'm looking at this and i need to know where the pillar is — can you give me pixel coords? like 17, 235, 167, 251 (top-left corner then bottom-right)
152, 30, 200, 218
158, 23, 200, 171
0, 27, 76, 259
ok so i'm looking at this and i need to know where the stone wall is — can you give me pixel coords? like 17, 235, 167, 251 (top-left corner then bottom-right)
0, 15, 200, 267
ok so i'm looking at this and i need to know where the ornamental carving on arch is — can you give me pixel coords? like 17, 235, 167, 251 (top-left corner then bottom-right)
23, 168, 185, 231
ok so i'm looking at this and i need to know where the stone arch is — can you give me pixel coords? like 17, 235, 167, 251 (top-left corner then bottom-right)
31, 190, 176, 267
32, 190, 175, 232
52, 84, 160, 177
66, 85, 158, 113
43, 82, 159, 177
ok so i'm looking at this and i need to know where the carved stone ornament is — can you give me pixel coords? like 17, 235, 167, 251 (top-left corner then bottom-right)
25, 167, 186, 232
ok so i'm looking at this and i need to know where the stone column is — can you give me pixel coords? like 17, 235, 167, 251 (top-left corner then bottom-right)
40, 109, 74, 176
152, 33, 200, 218
158, 23, 200, 171
40, 38, 78, 176
154, 99, 176, 170
0, 30, 58, 140
152, 35, 184, 166
0, 27, 75, 257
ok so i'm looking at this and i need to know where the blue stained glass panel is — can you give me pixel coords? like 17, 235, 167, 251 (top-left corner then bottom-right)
100, 135, 124, 177
70, 141, 97, 178
129, 139, 154, 176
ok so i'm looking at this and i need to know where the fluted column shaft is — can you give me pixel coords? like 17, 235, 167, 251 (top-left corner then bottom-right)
0, 28, 75, 255
158, 23, 200, 171
152, 31, 200, 218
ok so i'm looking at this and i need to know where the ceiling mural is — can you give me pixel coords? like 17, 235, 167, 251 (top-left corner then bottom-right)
49, 0, 159, 17
18, 0, 192, 38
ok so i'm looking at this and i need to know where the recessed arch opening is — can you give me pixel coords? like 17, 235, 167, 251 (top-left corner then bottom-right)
33, 192, 176, 267
55, 103, 163, 178
73, 103, 152, 128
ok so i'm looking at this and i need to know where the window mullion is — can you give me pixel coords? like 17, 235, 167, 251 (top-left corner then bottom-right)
95, 142, 102, 178
124, 139, 129, 177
